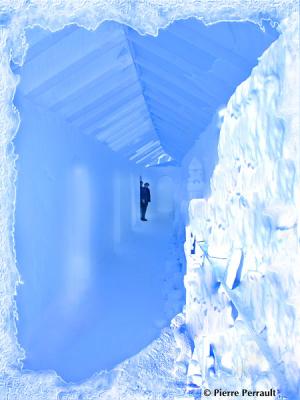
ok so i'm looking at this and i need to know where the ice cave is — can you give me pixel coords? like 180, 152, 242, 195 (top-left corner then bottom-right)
13, 18, 278, 379
0, 2, 299, 400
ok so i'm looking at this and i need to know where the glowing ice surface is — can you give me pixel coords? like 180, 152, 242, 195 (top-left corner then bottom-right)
0, 1, 299, 399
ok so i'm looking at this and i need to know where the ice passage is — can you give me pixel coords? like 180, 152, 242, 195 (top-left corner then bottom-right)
12, 18, 280, 382
0, 1, 299, 399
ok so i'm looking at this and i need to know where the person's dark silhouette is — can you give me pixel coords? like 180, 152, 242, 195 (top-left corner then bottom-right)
140, 178, 151, 221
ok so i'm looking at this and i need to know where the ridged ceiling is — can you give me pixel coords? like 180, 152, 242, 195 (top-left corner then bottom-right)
13, 19, 278, 166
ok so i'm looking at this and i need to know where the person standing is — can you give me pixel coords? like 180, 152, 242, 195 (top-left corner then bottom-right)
140, 177, 151, 221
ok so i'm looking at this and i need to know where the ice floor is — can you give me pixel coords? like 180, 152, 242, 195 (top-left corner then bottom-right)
12, 17, 280, 386
17, 212, 178, 382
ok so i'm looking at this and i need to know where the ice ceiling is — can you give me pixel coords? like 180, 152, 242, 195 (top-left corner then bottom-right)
13, 19, 278, 165
0, 0, 299, 399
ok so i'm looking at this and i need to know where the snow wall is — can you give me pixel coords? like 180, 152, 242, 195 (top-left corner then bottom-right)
183, 12, 300, 399
0, 1, 299, 399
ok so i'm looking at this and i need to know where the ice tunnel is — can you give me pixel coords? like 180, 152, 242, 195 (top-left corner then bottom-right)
12, 18, 279, 382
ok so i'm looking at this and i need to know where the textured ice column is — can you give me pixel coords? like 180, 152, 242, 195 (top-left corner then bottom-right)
183, 12, 299, 399
187, 158, 205, 200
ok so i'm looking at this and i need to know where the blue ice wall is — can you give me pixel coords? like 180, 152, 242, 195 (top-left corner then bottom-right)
14, 97, 184, 382
182, 15, 300, 396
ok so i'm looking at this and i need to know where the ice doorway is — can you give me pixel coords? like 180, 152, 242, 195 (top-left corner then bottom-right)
13, 18, 279, 382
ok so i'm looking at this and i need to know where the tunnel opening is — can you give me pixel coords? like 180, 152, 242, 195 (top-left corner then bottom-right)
12, 18, 279, 382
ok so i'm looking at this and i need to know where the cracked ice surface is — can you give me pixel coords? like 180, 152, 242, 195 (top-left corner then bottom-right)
183, 12, 300, 399
0, 0, 299, 399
